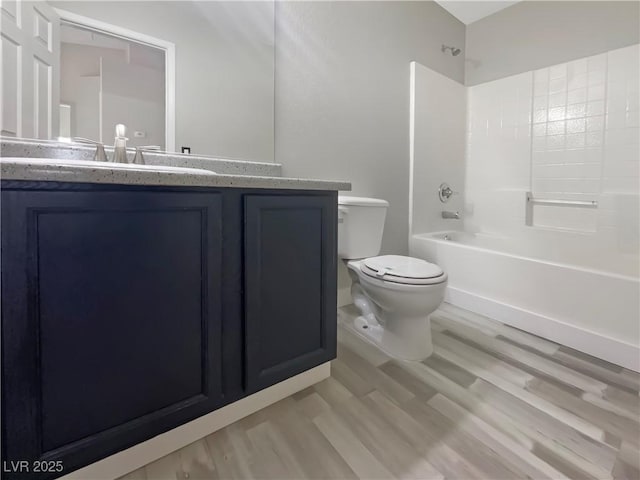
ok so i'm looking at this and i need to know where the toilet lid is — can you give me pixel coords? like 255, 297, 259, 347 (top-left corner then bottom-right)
361, 255, 445, 285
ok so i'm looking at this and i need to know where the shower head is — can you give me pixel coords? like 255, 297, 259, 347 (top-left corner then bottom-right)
441, 44, 462, 56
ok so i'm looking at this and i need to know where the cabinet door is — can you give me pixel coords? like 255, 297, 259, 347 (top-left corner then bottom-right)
244, 193, 337, 391
1, 188, 223, 479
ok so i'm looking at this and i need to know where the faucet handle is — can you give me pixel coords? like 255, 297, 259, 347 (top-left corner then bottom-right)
72, 137, 108, 162
438, 183, 458, 203
94, 144, 108, 162
132, 146, 162, 165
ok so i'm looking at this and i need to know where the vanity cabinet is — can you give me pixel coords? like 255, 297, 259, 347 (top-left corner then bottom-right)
244, 195, 337, 391
1, 182, 337, 480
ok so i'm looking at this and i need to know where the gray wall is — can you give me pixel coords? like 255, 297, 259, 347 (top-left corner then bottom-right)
52, 1, 275, 161
275, 1, 465, 260
466, 1, 640, 85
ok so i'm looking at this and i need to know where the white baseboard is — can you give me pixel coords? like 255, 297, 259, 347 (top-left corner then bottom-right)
446, 287, 640, 372
61, 363, 331, 480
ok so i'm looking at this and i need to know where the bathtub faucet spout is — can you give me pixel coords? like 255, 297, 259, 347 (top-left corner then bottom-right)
442, 211, 461, 220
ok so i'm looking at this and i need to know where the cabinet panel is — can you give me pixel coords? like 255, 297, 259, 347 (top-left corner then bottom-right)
1, 183, 338, 479
244, 194, 337, 391
1, 189, 223, 478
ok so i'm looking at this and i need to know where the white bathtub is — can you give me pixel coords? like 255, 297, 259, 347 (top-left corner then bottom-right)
410, 231, 640, 371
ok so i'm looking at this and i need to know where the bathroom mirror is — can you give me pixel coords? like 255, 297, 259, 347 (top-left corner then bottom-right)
1, 1, 275, 161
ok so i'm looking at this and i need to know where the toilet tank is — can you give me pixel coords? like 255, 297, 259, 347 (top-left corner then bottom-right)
338, 196, 389, 259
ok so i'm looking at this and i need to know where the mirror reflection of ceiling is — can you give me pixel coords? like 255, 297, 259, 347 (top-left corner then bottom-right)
60, 25, 165, 72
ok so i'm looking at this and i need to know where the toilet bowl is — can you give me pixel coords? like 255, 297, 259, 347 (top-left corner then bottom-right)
347, 255, 447, 360
338, 196, 447, 361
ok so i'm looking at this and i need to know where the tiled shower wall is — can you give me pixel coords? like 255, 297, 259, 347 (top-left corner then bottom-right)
466, 72, 532, 233
465, 44, 639, 255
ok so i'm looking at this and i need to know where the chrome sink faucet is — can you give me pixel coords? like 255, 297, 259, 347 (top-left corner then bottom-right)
113, 124, 128, 163
73, 125, 132, 163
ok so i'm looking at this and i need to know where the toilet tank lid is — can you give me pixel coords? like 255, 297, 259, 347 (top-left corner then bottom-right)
338, 196, 389, 207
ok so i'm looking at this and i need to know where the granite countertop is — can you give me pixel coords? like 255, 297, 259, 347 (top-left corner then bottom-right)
1, 137, 283, 176
0, 157, 352, 191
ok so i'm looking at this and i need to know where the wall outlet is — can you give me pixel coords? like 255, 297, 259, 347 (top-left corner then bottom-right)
181, 147, 191, 154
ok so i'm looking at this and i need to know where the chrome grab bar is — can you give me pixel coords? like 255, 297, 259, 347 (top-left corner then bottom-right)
526, 193, 597, 208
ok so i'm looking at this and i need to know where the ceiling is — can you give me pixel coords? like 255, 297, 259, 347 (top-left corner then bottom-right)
434, 1, 522, 25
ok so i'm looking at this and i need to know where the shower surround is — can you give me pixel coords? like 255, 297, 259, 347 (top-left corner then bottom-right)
410, 44, 640, 370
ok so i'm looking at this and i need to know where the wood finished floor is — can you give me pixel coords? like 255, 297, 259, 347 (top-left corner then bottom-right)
121, 304, 640, 480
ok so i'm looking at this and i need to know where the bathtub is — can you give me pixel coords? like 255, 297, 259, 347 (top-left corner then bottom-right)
410, 231, 640, 371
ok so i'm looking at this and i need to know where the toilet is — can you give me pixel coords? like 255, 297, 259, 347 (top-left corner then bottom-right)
338, 196, 447, 361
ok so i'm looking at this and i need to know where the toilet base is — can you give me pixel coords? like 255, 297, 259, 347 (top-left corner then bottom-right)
347, 278, 436, 361
346, 313, 434, 362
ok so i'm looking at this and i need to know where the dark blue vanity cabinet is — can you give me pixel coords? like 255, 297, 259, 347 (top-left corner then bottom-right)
244, 195, 337, 391
1, 181, 337, 480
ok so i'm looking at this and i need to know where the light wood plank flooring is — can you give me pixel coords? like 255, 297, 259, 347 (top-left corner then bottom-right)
121, 304, 640, 480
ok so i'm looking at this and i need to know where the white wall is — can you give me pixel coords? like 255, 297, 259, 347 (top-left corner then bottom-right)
101, 57, 165, 148
464, 44, 640, 267
465, 1, 640, 86
274, 1, 465, 304
60, 43, 114, 141
465, 72, 532, 235
410, 62, 466, 235
275, 1, 465, 259
51, 1, 275, 161
604, 46, 640, 255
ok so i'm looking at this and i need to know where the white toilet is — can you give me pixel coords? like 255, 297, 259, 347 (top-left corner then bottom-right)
338, 196, 447, 361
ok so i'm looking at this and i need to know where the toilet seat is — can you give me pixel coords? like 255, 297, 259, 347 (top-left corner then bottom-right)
361, 255, 446, 285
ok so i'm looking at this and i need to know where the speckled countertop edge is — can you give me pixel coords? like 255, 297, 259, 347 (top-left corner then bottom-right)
1, 138, 283, 177
1, 138, 351, 190
0, 162, 352, 191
